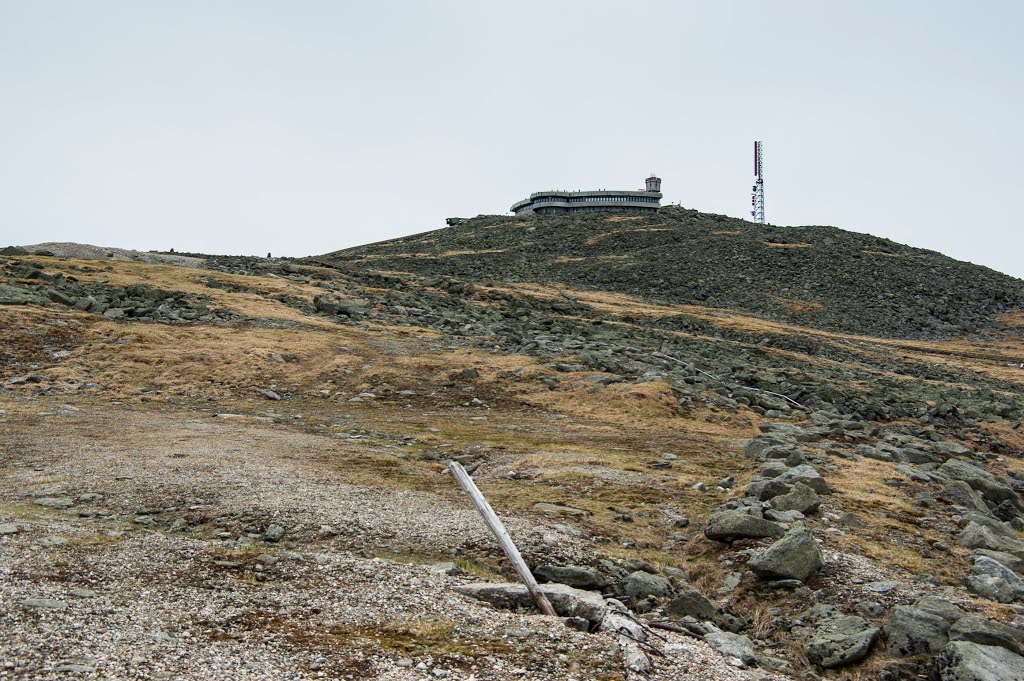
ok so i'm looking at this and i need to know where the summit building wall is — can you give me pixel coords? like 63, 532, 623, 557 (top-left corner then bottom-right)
511, 176, 663, 216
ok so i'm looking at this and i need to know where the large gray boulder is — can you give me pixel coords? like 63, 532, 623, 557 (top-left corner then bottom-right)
758, 461, 790, 478
855, 444, 894, 462
33, 497, 74, 509
941, 480, 993, 515
0, 283, 48, 306
621, 571, 674, 600
665, 586, 719, 621
748, 523, 824, 582
913, 596, 966, 625
885, 604, 951, 657
971, 549, 1024, 574
313, 294, 365, 317
534, 565, 609, 591
745, 435, 794, 459
768, 482, 821, 514
949, 614, 1024, 655
45, 288, 76, 306
703, 631, 756, 666
776, 465, 830, 494
454, 581, 607, 625
957, 522, 1003, 551
749, 477, 794, 501
964, 512, 1018, 539
806, 615, 879, 669
966, 556, 1024, 603
939, 460, 1023, 511
704, 511, 784, 542
932, 641, 1024, 681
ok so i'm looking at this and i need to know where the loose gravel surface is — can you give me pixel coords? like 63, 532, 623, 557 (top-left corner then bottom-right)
0, 403, 780, 680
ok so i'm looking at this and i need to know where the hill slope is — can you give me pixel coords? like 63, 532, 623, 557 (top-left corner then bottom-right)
3, 251, 1024, 679
317, 207, 1024, 339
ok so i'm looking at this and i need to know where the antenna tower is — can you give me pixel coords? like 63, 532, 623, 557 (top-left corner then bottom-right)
751, 140, 765, 224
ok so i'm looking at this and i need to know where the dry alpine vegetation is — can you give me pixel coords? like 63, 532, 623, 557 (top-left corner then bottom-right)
1, 219, 1024, 681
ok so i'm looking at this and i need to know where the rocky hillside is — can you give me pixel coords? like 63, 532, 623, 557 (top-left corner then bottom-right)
317, 208, 1024, 339
2, 248, 1024, 680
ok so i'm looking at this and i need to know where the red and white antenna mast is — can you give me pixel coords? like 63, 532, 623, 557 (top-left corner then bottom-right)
751, 141, 765, 224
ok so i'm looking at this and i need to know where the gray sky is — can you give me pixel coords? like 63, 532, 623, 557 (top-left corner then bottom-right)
1, 1, 1021, 278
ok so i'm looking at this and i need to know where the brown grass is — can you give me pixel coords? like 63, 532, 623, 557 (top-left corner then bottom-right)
998, 310, 1024, 328
25, 257, 337, 326
765, 242, 813, 249
585, 228, 670, 246
829, 457, 966, 581
436, 249, 507, 257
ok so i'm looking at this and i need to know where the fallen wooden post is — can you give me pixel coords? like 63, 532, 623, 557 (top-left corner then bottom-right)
448, 461, 557, 617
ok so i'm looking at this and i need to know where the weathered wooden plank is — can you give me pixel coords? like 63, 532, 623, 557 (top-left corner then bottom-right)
448, 462, 557, 617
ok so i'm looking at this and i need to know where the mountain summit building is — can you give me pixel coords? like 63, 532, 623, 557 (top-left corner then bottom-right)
510, 176, 662, 216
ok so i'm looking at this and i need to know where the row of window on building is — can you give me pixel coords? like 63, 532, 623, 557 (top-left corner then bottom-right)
535, 195, 659, 205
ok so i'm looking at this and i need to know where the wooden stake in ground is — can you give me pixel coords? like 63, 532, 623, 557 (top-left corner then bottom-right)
448, 461, 557, 617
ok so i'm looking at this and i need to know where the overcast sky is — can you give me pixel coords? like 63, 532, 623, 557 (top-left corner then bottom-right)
1, 1, 1021, 278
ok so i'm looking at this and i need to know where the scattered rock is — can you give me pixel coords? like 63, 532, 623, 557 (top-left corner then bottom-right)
718, 572, 743, 594
263, 524, 286, 543
966, 556, 1024, 603
53, 659, 96, 674
665, 586, 719, 621
255, 388, 282, 401
957, 522, 1003, 551
775, 465, 831, 494
454, 582, 607, 625
806, 615, 880, 669
621, 571, 674, 600
768, 482, 821, 514
426, 562, 464, 576
885, 604, 951, 657
313, 294, 365, 317
22, 597, 68, 610
939, 460, 1022, 511
533, 502, 591, 517
0, 283, 49, 306
949, 614, 1024, 655
932, 641, 1024, 681
703, 511, 785, 542
32, 497, 73, 509
564, 616, 591, 632
703, 630, 756, 667
38, 536, 69, 547
749, 523, 824, 582
914, 596, 966, 625
971, 549, 1024, 574
534, 565, 609, 591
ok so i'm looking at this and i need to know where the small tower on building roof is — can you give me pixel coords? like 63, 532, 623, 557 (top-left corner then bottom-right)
645, 175, 661, 193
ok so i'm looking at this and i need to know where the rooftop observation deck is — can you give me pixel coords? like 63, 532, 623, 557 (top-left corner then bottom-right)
510, 177, 663, 216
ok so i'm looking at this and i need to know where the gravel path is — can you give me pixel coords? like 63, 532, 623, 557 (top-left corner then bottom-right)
0, 403, 782, 680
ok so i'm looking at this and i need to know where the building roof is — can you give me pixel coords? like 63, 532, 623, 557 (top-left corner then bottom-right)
511, 188, 662, 213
